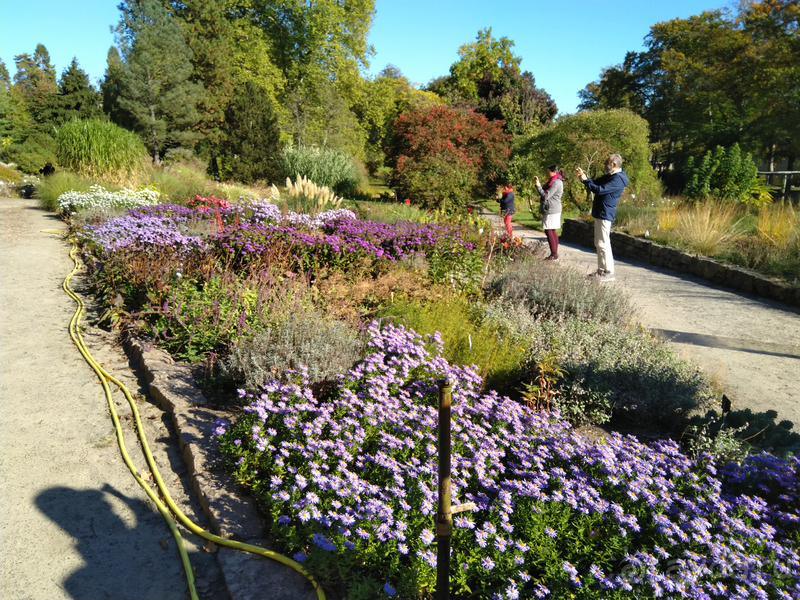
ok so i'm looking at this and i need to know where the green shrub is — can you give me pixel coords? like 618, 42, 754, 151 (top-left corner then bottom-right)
683, 143, 759, 203
222, 310, 366, 397
682, 408, 800, 460
56, 118, 147, 184
3, 133, 58, 174
280, 145, 362, 196
0, 163, 22, 182
488, 257, 634, 325
481, 300, 713, 429
376, 296, 526, 392
35, 171, 102, 211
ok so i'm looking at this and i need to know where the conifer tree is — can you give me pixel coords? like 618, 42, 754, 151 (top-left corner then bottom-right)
113, 0, 203, 164
219, 80, 282, 184
55, 59, 102, 124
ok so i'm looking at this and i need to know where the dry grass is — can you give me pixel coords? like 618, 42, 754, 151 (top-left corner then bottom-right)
676, 201, 745, 255
757, 203, 799, 246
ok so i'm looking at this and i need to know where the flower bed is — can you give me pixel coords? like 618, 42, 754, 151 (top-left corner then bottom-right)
57, 184, 161, 213
216, 321, 800, 600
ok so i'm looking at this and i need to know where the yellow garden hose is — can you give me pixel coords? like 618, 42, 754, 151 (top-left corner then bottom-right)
59, 239, 325, 600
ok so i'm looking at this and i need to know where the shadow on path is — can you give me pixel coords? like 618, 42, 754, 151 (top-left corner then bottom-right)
651, 329, 800, 359
35, 484, 185, 600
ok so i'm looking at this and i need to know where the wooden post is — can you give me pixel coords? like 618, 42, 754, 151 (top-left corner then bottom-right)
436, 378, 453, 600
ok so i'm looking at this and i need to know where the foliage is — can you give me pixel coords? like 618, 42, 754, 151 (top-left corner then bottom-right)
376, 295, 526, 391
510, 109, 660, 210
482, 300, 713, 429
35, 171, 99, 211
56, 118, 147, 184
280, 145, 362, 196
683, 408, 800, 460
52, 58, 103, 125
431, 28, 558, 135
222, 309, 366, 395
110, 0, 204, 164
578, 3, 800, 181
0, 163, 21, 182
488, 255, 634, 325
168, 0, 237, 180
389, 104, 512, 212
352, 66, 443, 171
219, 80, 282, 184
683, 144, 760, 203
3, 132, 57, 174
674, 201, 745, 256
216, 320, 800, 600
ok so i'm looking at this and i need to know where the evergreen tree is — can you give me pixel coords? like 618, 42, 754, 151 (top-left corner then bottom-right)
169, 0, 236, 180
55, 59, 102, 124
100, 47, 135, 130
219, 80, 282, 183
113, 0, 204, 164
13, 44, 58, 131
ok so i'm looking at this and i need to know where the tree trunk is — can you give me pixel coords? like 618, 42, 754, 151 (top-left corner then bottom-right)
149, 104, 160, 165
210, 143, 220, 182
783, 154, 795, 200
767, 144, 775, 186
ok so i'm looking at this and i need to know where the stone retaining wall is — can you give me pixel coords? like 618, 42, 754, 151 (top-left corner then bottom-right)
560, 218, 800, 308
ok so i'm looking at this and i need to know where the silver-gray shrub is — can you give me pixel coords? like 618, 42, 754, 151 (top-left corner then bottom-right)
488, 257, 633, 325
482, 300, 713, 429
222, 310, 366, 397
280, 145, 362, 196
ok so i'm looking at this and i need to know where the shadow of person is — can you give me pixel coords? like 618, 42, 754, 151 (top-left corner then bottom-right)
35, 484, 188, 600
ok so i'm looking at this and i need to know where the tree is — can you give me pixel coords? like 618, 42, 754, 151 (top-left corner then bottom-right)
510, 109, 659, 210
235, 0, 375, 91
169, 0, 237, 180
54, 59, 103, 124
13, 44, 58, 131
218, 80, 282, 183
578, 3, 799, 188
389, 104, 511, 211
0, 58, 34, 145
430, 29, 557, 134
112, 0, 204, 164
352, 65, 442, 171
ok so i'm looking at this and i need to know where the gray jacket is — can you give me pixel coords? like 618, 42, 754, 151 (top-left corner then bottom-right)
536, 178, 563, 215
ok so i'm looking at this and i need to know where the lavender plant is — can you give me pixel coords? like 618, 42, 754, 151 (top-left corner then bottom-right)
216, 321, 800, 600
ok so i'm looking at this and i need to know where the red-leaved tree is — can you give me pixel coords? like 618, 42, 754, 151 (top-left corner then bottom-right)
389, 105, 512, 211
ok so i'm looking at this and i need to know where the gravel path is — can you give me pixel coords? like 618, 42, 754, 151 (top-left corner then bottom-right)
491, 212, 800, 427
0, 198, 228, 600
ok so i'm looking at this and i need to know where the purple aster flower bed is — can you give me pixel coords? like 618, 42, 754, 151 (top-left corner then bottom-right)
210, 217, 474, 270
78, 200, 472, 276
216, 321, 800, 599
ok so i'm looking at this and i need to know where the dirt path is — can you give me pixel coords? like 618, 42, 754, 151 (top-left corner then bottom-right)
490, 212, 800, 427
0, 198, 228, 600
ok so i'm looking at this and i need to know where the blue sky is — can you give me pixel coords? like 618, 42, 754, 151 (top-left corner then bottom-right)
0, 0, 734, 115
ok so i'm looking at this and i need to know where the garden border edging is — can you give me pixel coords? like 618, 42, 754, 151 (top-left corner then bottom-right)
123, 335, 318, 600
560, 218, 800, 307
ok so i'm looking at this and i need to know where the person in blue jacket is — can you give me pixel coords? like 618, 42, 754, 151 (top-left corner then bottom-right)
575, 153, 629, 282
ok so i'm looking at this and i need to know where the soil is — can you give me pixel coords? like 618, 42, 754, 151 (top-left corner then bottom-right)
1, 197, 798, 599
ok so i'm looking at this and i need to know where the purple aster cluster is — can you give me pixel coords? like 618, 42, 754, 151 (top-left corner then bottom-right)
211, 216, 474, 271
216, 320, 800, 600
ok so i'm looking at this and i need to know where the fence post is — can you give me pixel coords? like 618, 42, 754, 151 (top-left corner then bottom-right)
436, 377, 453, 600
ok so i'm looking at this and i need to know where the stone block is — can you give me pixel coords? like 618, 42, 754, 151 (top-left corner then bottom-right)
724, 267, 755, 294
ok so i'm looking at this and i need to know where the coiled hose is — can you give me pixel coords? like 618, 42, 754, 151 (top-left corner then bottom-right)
60, 240, 325, 600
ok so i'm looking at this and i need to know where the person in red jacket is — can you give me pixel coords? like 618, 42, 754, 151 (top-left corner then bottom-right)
498, 182, 515, 238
